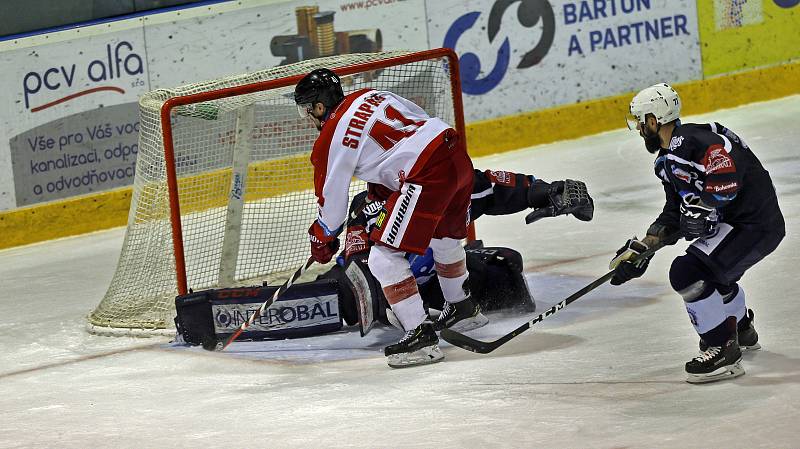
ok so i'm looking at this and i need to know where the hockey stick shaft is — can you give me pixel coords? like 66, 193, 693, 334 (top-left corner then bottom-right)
218, 256, 315, 351
215, 197, 371, 351
440, 234, 680, 353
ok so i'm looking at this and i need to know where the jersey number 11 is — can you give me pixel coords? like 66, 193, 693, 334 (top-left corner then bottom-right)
369, 105, 426, 151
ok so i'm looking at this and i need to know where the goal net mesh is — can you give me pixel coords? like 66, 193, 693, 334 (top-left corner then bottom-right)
88, 50, 458, 335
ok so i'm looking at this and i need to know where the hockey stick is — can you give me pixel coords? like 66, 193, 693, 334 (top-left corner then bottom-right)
440, 235, 679, 354
214, 256, 315, 351
213, 197, 372, 351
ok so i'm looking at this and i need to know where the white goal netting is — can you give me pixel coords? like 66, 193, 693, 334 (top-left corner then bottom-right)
88, 50, 460, 335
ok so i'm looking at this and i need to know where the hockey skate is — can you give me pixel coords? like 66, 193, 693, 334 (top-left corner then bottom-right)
700, 309, 760, 352
432, 296, 488, 332
385, 321, 444, 368
686, 335, 744, 384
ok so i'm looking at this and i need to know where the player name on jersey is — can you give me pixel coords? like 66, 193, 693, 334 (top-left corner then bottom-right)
342, 93, 388, 149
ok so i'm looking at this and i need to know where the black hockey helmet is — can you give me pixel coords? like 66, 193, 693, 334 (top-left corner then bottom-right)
294, 68, 345, 116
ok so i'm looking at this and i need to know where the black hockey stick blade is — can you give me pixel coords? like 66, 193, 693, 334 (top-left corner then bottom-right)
441, 234, 679, 354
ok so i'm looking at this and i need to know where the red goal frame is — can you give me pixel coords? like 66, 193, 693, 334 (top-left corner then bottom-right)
158, 48, 471, 295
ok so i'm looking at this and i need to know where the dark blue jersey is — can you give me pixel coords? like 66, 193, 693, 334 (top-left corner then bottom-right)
653, 122, 784, 232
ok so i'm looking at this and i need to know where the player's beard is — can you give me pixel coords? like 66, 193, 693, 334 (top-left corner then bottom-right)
640, 125, 662, 154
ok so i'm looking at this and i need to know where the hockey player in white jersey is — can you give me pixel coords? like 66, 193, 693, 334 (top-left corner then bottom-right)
295, 68, 483, 367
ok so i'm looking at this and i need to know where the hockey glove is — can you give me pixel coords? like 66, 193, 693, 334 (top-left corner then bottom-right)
525, 179, 594, 224
646, 222, 682, 246
609, 238, 651, 286
309, 221, 340, 264
679, 199, 717, 241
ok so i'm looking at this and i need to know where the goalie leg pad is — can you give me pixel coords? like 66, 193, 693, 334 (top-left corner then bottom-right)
465, 246, 535, 312
320, 252, 394, 335
343, 254, 385, 336
174, 291, 216, 347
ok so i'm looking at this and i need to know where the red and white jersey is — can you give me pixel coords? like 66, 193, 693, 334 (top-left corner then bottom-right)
310, 89, 452, 235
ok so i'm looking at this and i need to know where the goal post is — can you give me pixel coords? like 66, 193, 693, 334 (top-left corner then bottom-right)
88, 48, 468, 335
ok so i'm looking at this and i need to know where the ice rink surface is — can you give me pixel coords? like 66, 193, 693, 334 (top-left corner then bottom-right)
1, 96, 798, 448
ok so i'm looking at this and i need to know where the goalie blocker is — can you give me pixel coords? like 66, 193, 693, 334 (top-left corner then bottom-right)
175, 244, 534, 346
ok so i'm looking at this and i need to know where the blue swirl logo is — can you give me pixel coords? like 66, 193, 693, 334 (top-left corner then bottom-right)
443, 0, 555, 95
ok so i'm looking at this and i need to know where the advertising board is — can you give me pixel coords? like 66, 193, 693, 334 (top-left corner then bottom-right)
427, 0, 702, 122
0, 0, 427, 209
698, 0, 800, 76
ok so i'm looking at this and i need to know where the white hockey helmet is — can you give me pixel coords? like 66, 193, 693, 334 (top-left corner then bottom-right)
626, 83, 681, 130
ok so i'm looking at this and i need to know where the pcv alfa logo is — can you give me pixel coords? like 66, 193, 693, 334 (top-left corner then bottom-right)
22, 40, 145, 113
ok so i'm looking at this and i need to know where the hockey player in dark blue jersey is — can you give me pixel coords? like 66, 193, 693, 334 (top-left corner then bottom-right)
610, 83, 785, 383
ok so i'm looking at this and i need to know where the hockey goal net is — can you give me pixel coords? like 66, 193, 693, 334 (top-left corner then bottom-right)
88, 48, 465, 335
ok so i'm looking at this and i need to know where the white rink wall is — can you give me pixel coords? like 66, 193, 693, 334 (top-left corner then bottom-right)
0, 0, 704, 209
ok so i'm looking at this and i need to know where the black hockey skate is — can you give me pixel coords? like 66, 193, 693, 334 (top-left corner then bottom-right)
432, 296, 489, 332
385, 321, 444, 368
699, 309, 760, 352
686, 334, 744, 384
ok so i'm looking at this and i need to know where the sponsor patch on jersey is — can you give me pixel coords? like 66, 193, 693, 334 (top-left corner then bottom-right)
690, 223, 733, 257
703, 145, 736, 174
721, 127, 749, 148
668, 136, 684, 150
705, 181, 739, 193
672, 166, 694, 183
487, 170, 515, 186
375, 210, 387, 229
344, 226, 369, 257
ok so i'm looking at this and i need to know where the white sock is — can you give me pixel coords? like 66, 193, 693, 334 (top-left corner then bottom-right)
390, 293, 426, 332
437, 268, 469, 303
685, 290, 726, 334
430, 238, 468, 303
724, 287, 747, 322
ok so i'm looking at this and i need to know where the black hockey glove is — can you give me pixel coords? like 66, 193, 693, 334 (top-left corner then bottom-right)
525, 179, 594, 224
646, 222, 682, 246
679, 199, 717, 241
347, 191, 385, 233
608, 238, 651, 286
